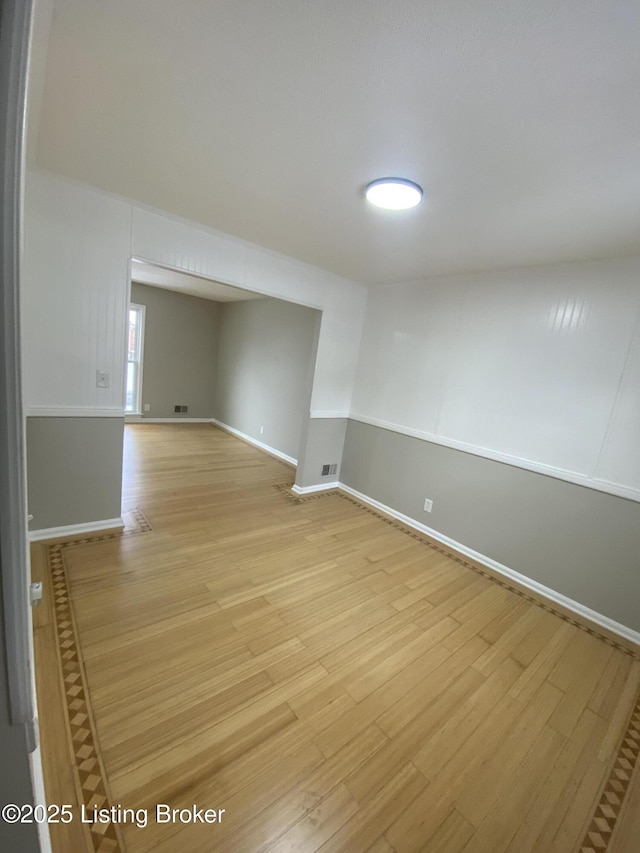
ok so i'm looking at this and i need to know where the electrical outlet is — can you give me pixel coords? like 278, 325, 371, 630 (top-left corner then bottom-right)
260, 425, 264, 435
423, 498, 433, 512
144, 404, 150, 412
96, 370, 110, 388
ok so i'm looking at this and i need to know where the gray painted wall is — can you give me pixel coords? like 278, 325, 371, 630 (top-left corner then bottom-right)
216, 298, 320, 460
295, 418, 348, 488
342, 419, 640, 632
26, 418, 124, 530
131, 282, 220, 419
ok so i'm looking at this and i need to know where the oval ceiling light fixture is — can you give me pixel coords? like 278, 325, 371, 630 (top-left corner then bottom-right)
365, 177, 423, 210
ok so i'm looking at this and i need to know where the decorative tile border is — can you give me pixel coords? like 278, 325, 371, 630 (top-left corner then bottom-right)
579, 699, 640, 852
274, 483, 338, 504
47, 507, 152, 853
126, 506, 153, 534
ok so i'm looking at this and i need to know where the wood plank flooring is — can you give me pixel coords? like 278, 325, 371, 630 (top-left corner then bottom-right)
32, 423, 640, 853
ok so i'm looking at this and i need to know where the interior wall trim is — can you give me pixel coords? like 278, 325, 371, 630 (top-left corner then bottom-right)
125, 417, 214, 423
211, 418, 297, 467
26, 406, 125, 417
292, 481, 340, 495
28, 517, 124, 542
309, 411, 349, 419
338, 482, 640, 647
348, 413, 640, 504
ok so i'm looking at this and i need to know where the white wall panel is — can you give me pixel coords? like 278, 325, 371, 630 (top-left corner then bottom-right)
352, 257, 640, 497
132, 208, 243, 287
23, 171, 131, 410
438, 263, 640, 474
353, 279, 466, 435
596, 308, 640, 489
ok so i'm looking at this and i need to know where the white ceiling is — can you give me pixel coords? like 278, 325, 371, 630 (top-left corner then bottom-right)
130, 260, 264, 302
33, 0, 640, 285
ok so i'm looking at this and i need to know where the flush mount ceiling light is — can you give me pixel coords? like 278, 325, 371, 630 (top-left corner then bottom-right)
365, 177, 423, 210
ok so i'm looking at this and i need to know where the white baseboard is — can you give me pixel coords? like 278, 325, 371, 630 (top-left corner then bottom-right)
28, 517, 124, 542
338, 483, 640, 647
126, 417, 214, 423
211, 419, 297, 467
292, 481, 340, 495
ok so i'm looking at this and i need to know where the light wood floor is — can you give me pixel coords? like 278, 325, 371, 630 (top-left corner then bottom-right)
32, 423, 640, 853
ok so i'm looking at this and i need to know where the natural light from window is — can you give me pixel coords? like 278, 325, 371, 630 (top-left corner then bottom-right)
125, 304, 145, 414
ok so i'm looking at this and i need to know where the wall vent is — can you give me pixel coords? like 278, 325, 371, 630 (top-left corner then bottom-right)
321, 463, 338, 477
174, 405, 188, 413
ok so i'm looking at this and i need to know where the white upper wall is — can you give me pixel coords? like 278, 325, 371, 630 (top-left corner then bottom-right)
351, 257, 640, 500
22, 170, 367, 416
23, 172, 131, 414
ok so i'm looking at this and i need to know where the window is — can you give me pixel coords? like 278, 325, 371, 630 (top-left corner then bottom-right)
125, 304, 145, 414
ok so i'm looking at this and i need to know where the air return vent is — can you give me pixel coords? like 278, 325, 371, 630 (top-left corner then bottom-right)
174, 405, 188, 413
321, 463, 338, 477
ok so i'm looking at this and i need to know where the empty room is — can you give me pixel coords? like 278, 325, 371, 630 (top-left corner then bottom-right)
1, 1, 639, 852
